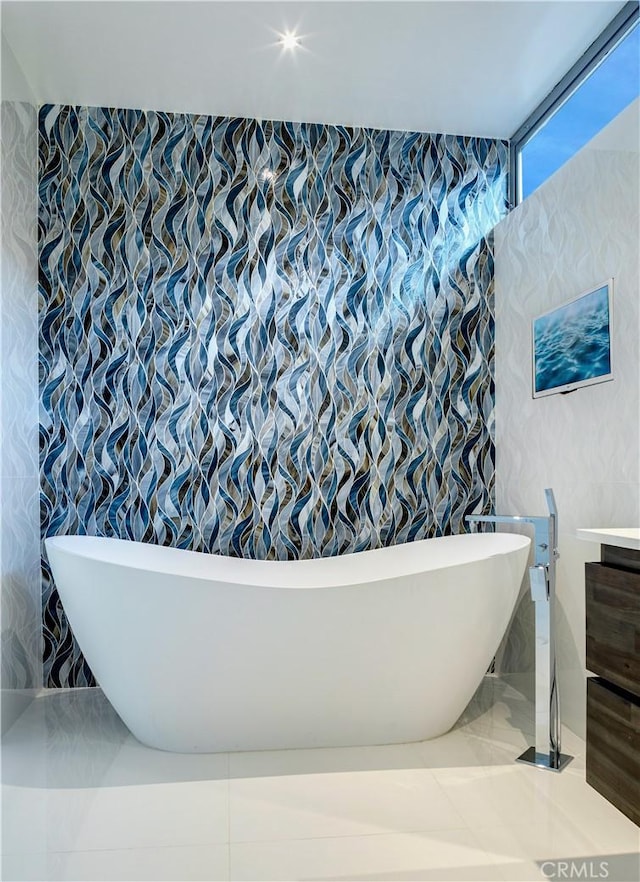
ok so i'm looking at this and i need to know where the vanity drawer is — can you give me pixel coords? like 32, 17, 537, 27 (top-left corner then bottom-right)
585, 562, 640, 695
586, 677, 640, 826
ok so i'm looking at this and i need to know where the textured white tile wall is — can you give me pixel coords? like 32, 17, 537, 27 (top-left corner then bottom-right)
495, 99, 640, 738
1, 37, 41, 729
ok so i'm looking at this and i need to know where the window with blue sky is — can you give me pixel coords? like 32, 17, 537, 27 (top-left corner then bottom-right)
520, 22, 639, 201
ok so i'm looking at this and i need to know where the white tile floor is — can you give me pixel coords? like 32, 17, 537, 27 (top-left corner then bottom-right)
1, 678, 638, 881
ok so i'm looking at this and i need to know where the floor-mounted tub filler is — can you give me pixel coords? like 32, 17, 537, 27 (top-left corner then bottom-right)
45, 532, 530, 753
468, 489, 573, 772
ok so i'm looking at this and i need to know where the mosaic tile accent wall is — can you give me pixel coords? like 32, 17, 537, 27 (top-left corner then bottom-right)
39, 105, 507, 686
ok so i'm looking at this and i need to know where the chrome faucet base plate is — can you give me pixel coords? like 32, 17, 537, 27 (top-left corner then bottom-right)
516, 746, 574, 772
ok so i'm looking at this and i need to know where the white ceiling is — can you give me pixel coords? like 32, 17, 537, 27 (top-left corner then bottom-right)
1, 0, 627, 138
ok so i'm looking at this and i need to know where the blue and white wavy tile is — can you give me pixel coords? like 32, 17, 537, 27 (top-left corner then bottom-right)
39, 105, 508, 686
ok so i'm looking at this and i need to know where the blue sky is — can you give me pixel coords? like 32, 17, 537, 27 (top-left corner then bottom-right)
522, 23, 639, 199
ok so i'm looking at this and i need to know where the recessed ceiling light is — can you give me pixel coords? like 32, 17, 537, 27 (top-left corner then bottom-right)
280, 31, 301, 51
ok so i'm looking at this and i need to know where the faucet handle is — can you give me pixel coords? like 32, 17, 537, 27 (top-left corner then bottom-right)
544, 488, 558, 519
529, 565, 549, 602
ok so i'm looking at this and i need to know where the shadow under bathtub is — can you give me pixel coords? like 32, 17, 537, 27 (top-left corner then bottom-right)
1, 676, 535, 789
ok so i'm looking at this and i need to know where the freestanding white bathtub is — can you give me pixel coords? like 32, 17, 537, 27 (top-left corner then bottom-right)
45, 532, 530, 753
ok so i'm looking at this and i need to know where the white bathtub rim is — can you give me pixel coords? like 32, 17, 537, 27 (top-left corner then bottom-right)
45, 532, 531, 590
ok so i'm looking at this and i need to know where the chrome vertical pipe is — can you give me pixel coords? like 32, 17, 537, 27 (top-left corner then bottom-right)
546, 489, 560, 763
466, 488, 573, 772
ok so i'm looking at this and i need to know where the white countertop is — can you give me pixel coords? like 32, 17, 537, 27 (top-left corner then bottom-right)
576, 528, 640, 551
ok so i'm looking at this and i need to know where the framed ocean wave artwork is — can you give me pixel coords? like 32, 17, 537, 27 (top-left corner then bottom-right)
532, 279, 614, 399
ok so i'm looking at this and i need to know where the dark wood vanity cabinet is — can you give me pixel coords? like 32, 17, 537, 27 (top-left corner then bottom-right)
585, 545, 640, 826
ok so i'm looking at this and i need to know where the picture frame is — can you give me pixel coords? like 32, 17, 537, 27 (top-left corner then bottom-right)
532, 279, 614, 398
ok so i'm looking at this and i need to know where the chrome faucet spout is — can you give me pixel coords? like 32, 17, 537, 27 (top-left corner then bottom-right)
466, 514, 543, 526
465, 513, 553, 568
